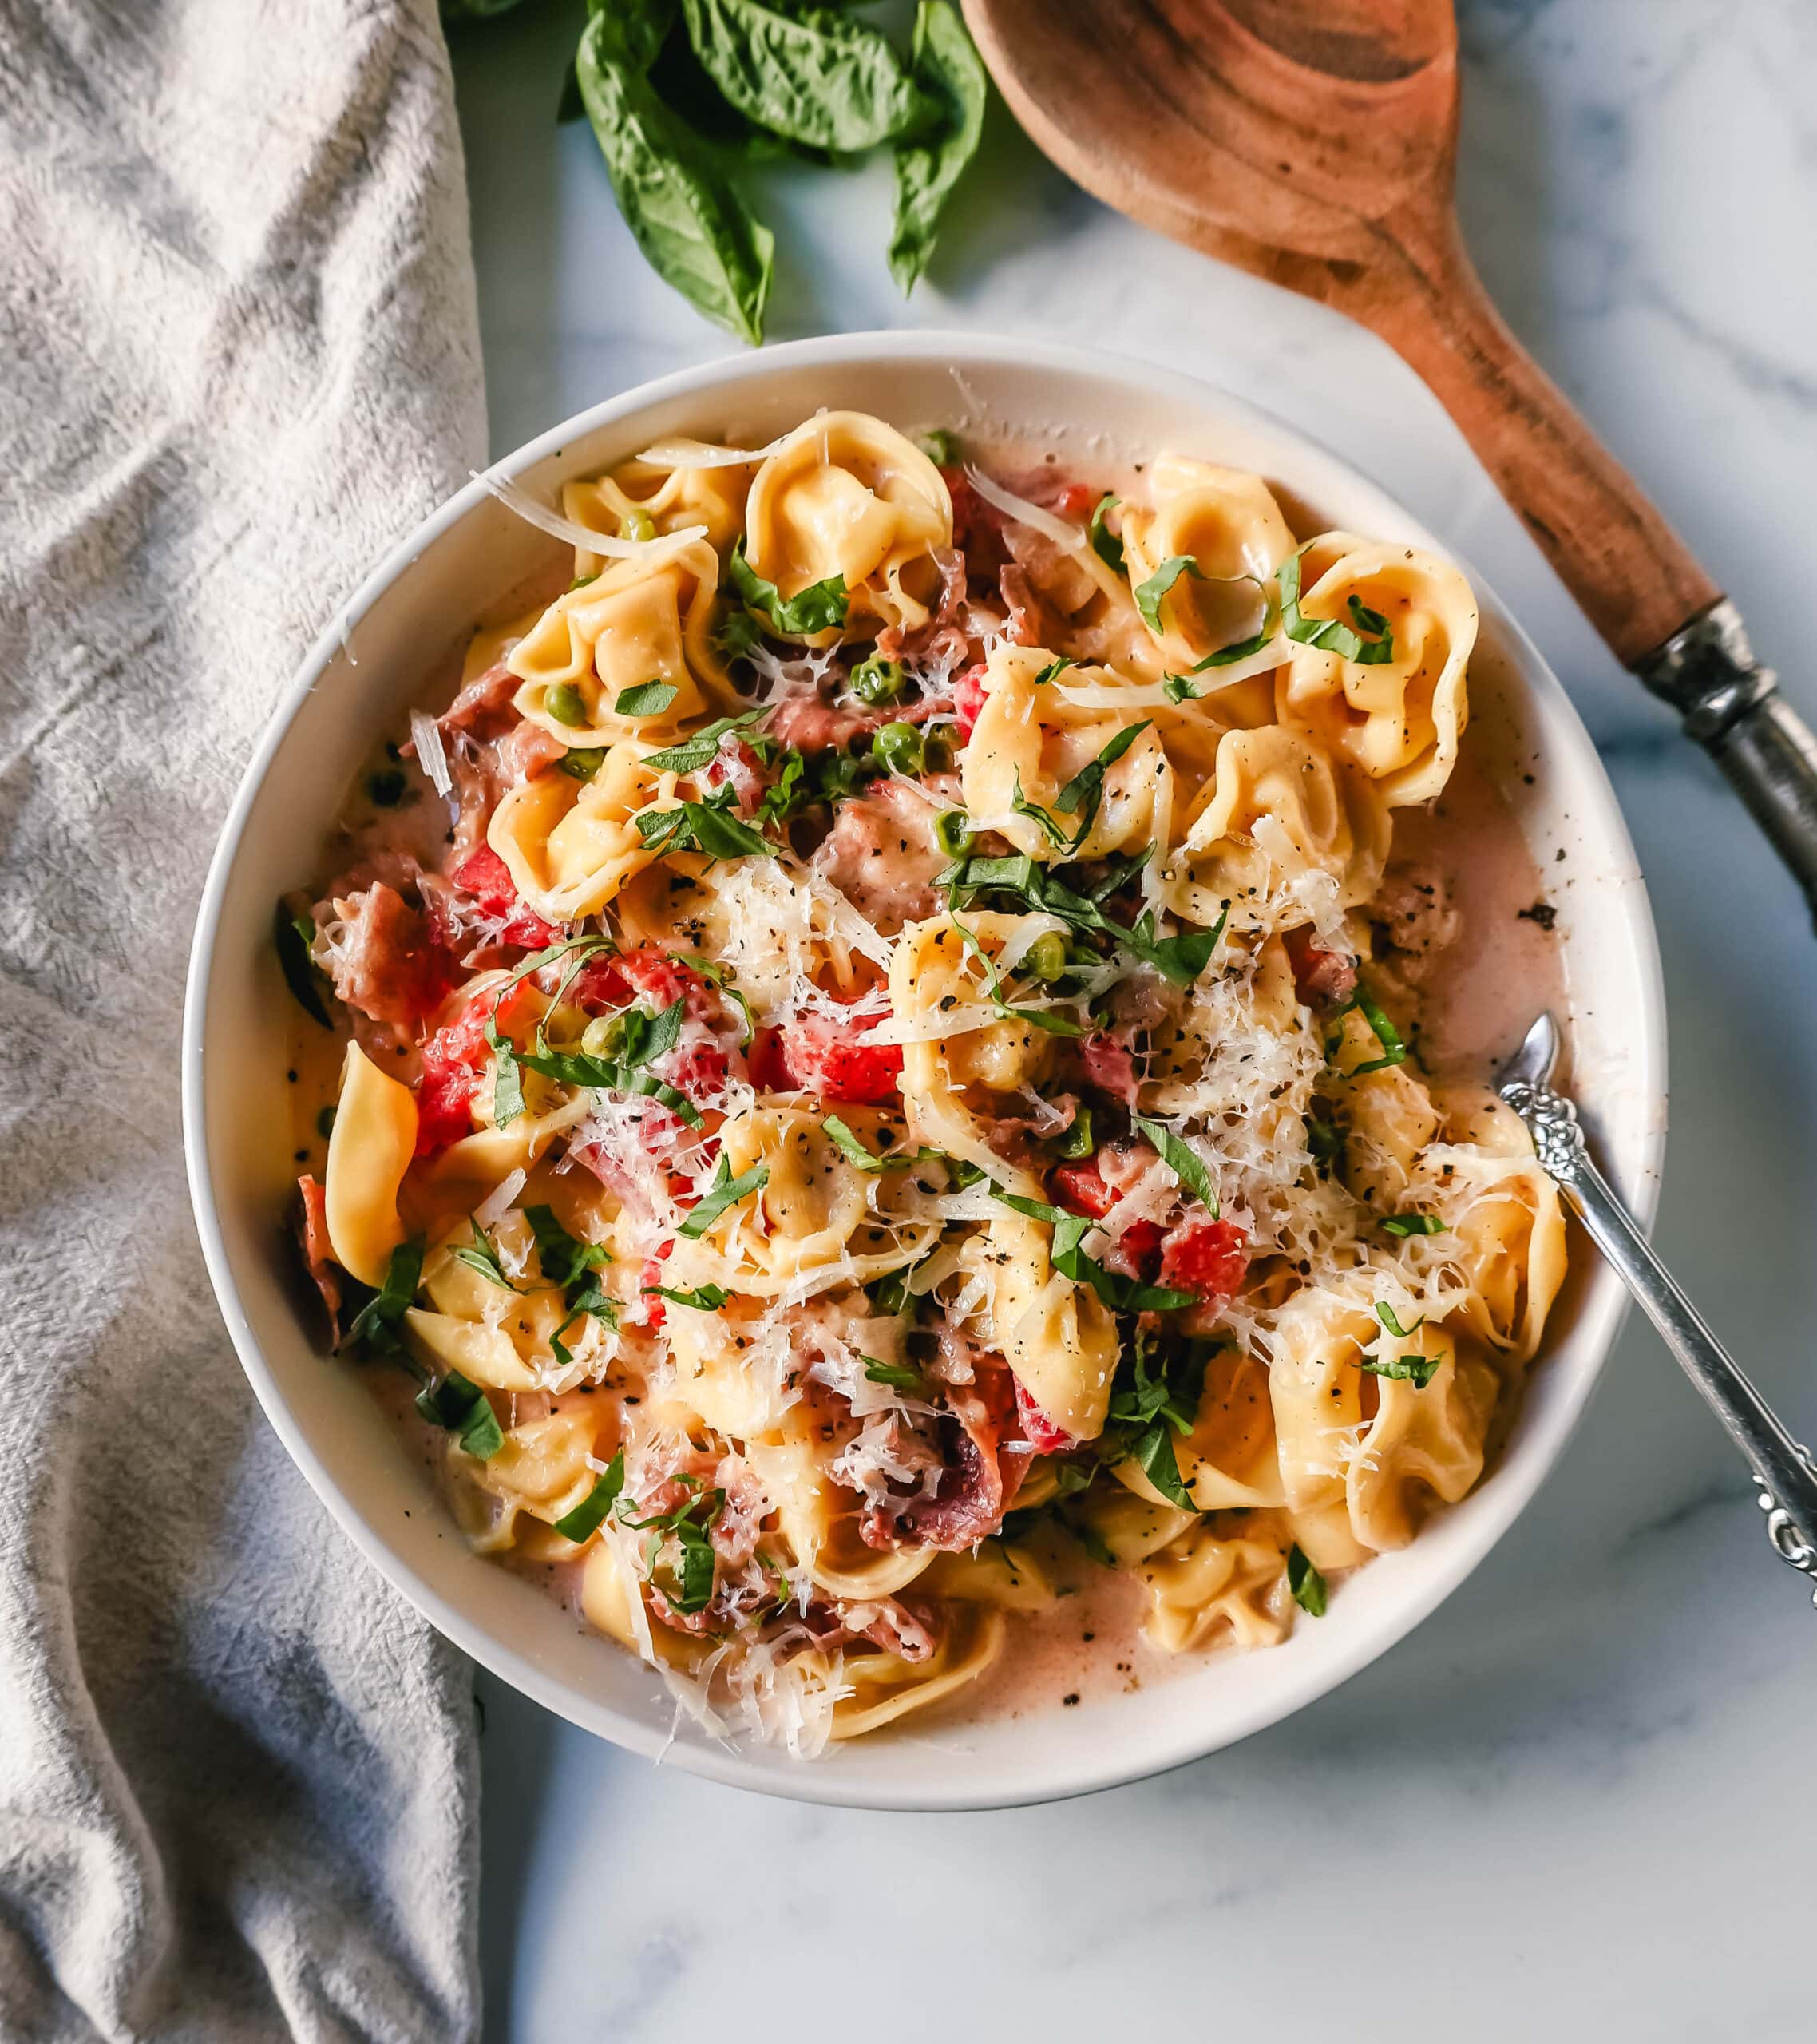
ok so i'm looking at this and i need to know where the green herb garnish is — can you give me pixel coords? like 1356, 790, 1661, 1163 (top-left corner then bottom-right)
863, 1356, 926, 1393
416, 1368, 505, 1461
645, 1281, 733, 1312
1287, 1543, 1327, 1616
728, 540, 849, 636
615, 679, 679, 718
678, 1153, 770, 1238
1373, 1301, 1424, 1340
1130, 1115, 1220, 1218
989, 1188, 1197, 1315
889, 1, 987, 293
642, 707, 768, 776
1279, 547, 1396, 664
635, 786, 775, 862
450, 1222, 526, 1293
1380, 1211, 1447, 1238
1362, 1352, 1441, 1388
345, 1238, 424, 1357
1087, 493, 1124, 574
552, 1451, 627, 1543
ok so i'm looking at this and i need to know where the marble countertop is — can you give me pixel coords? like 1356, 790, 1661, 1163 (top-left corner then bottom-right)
446, 3, 1817, 2034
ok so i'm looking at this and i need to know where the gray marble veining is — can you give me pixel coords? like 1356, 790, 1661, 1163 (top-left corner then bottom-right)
444, 4, 1817, 2034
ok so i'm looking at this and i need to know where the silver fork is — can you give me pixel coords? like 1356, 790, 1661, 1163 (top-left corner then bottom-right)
1497, 1013, 1817, 1603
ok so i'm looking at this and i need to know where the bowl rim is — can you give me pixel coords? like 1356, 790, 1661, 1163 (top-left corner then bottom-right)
183, 328, 1667, 1810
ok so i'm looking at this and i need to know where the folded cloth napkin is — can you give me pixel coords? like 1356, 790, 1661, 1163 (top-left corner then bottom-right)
0, 3, 488, 2037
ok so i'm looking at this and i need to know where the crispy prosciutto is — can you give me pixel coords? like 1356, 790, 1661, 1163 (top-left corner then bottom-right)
871, 1365, 1026, 1553
315, 881, 457, 1034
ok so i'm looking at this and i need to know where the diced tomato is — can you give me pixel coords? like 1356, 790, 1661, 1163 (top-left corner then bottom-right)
1079, 1031, 1140, 1107
1051, 1160, 1117, 1219
703, 736, 766, 812
774, 1010, 904, 1105
573, 946, 711, 1020
639, 1241, 675, 1329
1014, 1377, 1079, 1456
748, 1025, 794, 1093
1159, 1218, 1249, 1311
953, 663, 988, 743
1048, 480, 1096, 519
412, 980, 528, 1158
451, 846, 560, 950
1283, 926, 1358, 1011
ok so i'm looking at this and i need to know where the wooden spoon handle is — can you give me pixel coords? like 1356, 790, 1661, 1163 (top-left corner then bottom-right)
1364, 218, 1717, 667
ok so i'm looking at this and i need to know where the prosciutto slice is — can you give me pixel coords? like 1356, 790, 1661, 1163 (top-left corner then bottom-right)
892, 1365, 1025, 1552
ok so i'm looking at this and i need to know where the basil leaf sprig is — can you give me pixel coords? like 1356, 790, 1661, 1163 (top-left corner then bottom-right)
645, 1281, 733, 1312
1363, 1351, 1441, 1388
451, 1222, 526, 1293
1331, 987, 1408, 1076
1287, 1543, 1328, 1617
641, 707, 769, 776
619, 1477, 726, 1614
486, 994, 707, 1132
416, 1368, 505, 1461
989, 1187, 1197, 1317
525, 1205, 612, 1291
821, 1115, 943, 1175
1087, 493, 1125, 574
1380, 1211, 1447, 1238
728, 540, 849, 636
635, 784, 776, 862
576, 8, 774, 347
1102, 1333, 1210, 1509
1373, 1301, 1424, 1339
889, 1, 988, 294
1278, 547, 1397, 665
345, 1238, 425, 1357
1130, 1115, 1221, 1218
678, 1152, 770, 1238
552, 1452, 627, 1543
863, 1356, 926, 1393
614, 679, 679, 719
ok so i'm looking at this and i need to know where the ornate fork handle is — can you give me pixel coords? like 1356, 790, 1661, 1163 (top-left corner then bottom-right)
1501, 1077, 1817, 1603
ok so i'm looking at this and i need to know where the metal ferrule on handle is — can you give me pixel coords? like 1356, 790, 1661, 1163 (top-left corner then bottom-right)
1637, 601, 1817, 921
1499, 1074, 1817, 1604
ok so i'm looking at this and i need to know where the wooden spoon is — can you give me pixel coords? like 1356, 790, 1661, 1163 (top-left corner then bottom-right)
961, 0, 1817, 911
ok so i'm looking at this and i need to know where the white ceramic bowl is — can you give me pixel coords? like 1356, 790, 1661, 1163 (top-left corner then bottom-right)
184, 332, 1666, 1811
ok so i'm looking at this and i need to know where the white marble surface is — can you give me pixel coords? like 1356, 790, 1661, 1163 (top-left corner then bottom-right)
445, 3, 1817, 2035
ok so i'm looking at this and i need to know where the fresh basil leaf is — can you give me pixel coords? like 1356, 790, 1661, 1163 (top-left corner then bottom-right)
1087, 493, 1124, 574
642, 707, 769, 774
1053, 720, 1150, 846
988, 1186, 1197, 1314
1009, 769, 1071, 850
1134, 555, 1203, 632
635, 794, 775, 861
615, 679, 680, 718
715, 604, 765, 661
1161, 608, 1277, 699
863, 1355, 925, 1392
552, 1452, 627, 1543
1278, 547, 1395, 665
1287, 1543, 1327, 1616
727, 540, 849, 636
487, 1019, 528, 1127
672, 1524, 718, 1612
451, 1222, 525, 1293
1130, 1115, 1220, 1218
1033, 656, 1074, 687
645, 1281, 733, 1311
888, 0, 987, 294
416, 1368, 504, 1461
1338, 986, 1408, 1075
1121, 905, 1224, 988
1363, 1352, 1441, 1388
275, 905, 331, 1027
678, 1153, 770, 1238
346, 1238, 424, 1355
823, 1115, 896, 1173
552, 1280, 622, 1363
1380, 1211, 1447, 1238
1373, 1301, 1424, 1340
683, 0, 938, 151
525, 1205, 611, 1291
1129, 1420, 1194, 1508
576, 10, 775, 347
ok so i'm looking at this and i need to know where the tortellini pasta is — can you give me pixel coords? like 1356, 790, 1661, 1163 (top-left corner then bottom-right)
960, 1208, 1119, 1442
1137, 1519, 1293, 1653
563, 451, 751, 564
324, 1044, 417, 1285
486, 739, 677, 922
1273, 533, 1475, 805
506, 537, 733, 746
829, 1606, 1006, 1741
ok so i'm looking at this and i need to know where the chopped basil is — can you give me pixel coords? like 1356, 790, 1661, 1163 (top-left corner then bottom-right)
614, 679, 679, 718
525, 1205, 611, 1291
1130, 1114, 1220, 1218
863, 1356, 925, 1392
1278, 547, 1396, 664
1054, 720, 1150, 843
645, 1281, 732, 1312
416, 1368, 505, 1461
889, 1, 987, 294
1009, 768, 1071, 850
450, 1222, 525, 1293
575, 10, 774, 347
1337, 987, 1408, 1075
1380, 1211, 1447, 1238
678, 1153, 770, 1238
1161, 614, 1277, 700
635, 787, 775, 861
1373, 1301, 1424, 1340
552, 1451, 626, 1543
1129, 1418, 1194, 1509
1033, 656, 1074, 687
642, 707, 768, 775
676, 952, 754, 1045
715, 604, 765, 662
1363, 1352, 1441, 1388
1134, 554, 1203, 632
822, 1115, 927, 1175
345, 1238, 424, 1356
1087, 493, 1124, 574
1287, 1543, 1327, 1616
487, 997, 707, 1134
728, 540, 849, 636
989, 1188, 1197, 1314
275, 904, 331, 1028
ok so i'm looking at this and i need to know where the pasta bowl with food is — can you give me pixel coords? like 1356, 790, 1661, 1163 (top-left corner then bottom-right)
184, 333, 1664, 1809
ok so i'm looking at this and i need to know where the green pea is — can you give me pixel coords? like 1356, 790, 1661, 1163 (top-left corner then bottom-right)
873, 722, 924, 778
934, 809, 976, 858
546, 683, 588, 727
620, 508, 657, 542
581, 1015, 626, 1060
1056, 1107, 1094, 1159
559, 747, 607, 782
850, 654, 904, 706
918, 430, 959, 467
1023, 933, 1068, 983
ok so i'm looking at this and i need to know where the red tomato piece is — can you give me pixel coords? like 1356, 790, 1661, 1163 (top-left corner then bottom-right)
412, 980, 527, 1158
748, 1025, 794, 1093
451, 846, 560, 950
775, 1011, 904, 1105
1013, 1377, 1079, 1456
1050, 1160, 1117, 1219
1158, 1218, 1249, 1310
953, 663, 988, 743
639, 1240, 675, 1330
1048, 480, 1096, 519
